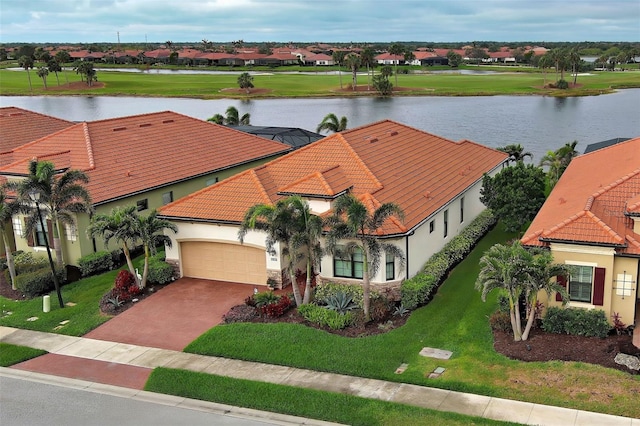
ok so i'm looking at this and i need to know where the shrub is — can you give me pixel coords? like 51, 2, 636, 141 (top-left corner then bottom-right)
542, 307, 610, 338
369, 296, 392, 322
393, 304, 410, 317
489, 311, 512, 332
15, 267, 66, 298
78, 251, 113, 276
298, 304, 354, 330
147, 257, 174, 285
262, 295, 292, 318
112, 270, 139, 302
324, 291, 357, 314
556, 79, 569, 89
315, 282, 365, 308
401, 209, 496, 310
223, 305, 258, 324
253, 291, 279, 308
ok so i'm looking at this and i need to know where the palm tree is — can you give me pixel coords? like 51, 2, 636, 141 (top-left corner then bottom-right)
238, 199, 304, 306
237, 72, 254, 94
47, 59, 62, 86
475, 242, 528, 341
556, 140, 579, 168
325, 194, 405, 321
14, 160, 92, 268
37, 66, 49, 89
207, 114, 225, 124
389, 43, 404, 87
87, 205, 141, 287
344, 53, 361, 90
521, 248, 570, 341
0, 187, 24, 290
568, 48, 581, 85
287, 196, 323, 304
539, 150, 564, 189
136, 210, 178, 289
360, 47, 375, 90
332, 50, 346, 89
224, 106, 250, 125
497, 144, 533, 163
54, 51, 71, 85
538, 54, 552, 86
316, 113, 348, 134
18, 55, 34, 92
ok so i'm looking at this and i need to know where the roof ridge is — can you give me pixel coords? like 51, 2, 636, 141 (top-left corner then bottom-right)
336, 135, 384, 190
0, 106, 72, 125
584, 210, 625, 244
590, 168, 640, 201
82, 122, 96, 170
249, 169, 273, 204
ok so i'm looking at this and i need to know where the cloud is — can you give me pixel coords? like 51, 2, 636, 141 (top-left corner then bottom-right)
1, 0, 638, 43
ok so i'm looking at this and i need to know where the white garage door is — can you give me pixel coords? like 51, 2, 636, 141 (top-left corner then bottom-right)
181, 241, 267, 285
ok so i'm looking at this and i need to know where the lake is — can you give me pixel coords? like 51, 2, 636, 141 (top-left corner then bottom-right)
2, 89, 639, 161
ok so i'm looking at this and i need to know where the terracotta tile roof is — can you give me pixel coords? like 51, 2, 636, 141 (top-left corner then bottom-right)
159, 120, 507, 236
0, 107, 74, 152
0, 111, 291, 205
522, 137, 640, 255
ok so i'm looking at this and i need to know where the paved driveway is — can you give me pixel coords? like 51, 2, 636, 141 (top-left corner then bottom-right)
84, 278, 256, 351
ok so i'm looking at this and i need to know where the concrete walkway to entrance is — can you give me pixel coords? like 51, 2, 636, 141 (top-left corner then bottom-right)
85, 278, 256, 351
2, 326, 637, 426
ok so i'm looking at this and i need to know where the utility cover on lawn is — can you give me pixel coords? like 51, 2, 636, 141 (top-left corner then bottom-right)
419, 347, 452, 360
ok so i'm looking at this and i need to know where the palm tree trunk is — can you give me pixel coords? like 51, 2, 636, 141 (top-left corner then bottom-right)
53, 220, 64, 267
288, 262, 302, 306
26, 70, 32, 92
122, 243, 140, 287
363, 252, 371, 321
141, 245, 150, 289
514, 299, 523, 338
303, 258, 312, 304
509, 295, 522, 341
2, 232, 17, 290
521, 297, 537, 341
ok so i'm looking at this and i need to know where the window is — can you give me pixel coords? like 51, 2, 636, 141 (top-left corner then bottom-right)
162, 191, 173, 205
64, 223, 77, 242
334, 247, 364, 279
205, 177, 219, 186
443, 209, 448, 238
136, 199, 148, 211
569, 265, 593, 303
429, 220, 434, 233
385, 252, 395, 281
460, 197, 464, 223
35, 220, 48, 247
12, 217, 22, 236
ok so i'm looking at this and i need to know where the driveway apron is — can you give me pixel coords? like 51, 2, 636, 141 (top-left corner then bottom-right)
84, 278, 256, 351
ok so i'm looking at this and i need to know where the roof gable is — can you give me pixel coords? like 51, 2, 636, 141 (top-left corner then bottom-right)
522, 137, 640, 254
0, 107, 74, 152
159, 120, 507, 234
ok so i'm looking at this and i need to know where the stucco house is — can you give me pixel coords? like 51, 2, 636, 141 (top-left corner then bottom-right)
0, 109, 292, 266
158, 120, 507, 292
521, 137, 640, 328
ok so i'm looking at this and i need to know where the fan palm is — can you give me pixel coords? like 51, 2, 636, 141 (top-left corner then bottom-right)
325, 194, 405, 321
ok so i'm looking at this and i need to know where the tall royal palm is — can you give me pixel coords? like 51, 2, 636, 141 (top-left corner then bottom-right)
344, 53, 361, 91
15, 160, 92, 267
18, 55, 34, 92
325, 194, 405, 321
87, 205, 141, 287
360, 47, 375, 90
238, 198, 304, 306
389, 43, 404, 87
332, 50, 346, 89
137, 210, 178, 289
288, 196, 323, 304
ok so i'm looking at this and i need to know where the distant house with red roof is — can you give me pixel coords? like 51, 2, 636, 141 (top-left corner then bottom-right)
0, 110, 292, 266
158, 120, 507, 290
521, 137, 640, 327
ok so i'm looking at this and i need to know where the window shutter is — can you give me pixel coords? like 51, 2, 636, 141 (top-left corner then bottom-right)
26, 218, 34, 247
593, 267, 605, 306
556, 275, 567, 302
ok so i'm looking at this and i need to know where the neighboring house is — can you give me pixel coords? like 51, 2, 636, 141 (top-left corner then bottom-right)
231, 125, 324, 149
583, 137, 631, 154
521, 137, 640, 327
0, 110, 292, 266
158, 120, 507, 291
0, 107, 74, 153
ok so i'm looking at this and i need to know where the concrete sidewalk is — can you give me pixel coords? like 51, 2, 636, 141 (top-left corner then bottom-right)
1, 326, 638, 426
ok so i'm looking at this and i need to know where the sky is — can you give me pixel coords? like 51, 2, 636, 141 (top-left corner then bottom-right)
1, 0, 639, 44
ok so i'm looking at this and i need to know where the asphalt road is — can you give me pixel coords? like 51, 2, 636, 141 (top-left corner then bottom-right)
0, 373, 317, 426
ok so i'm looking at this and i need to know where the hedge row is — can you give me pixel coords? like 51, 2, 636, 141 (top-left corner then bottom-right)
15, 267, 67, 298
400, 209, 497, 310
78, 251, 114, 276
542, 307, 610, 338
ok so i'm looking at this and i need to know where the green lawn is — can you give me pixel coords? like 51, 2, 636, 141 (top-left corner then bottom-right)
1, 67, 638, 98
185, 226, 640, 418
145, 367, 519, 426
0, 342, 47, 366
